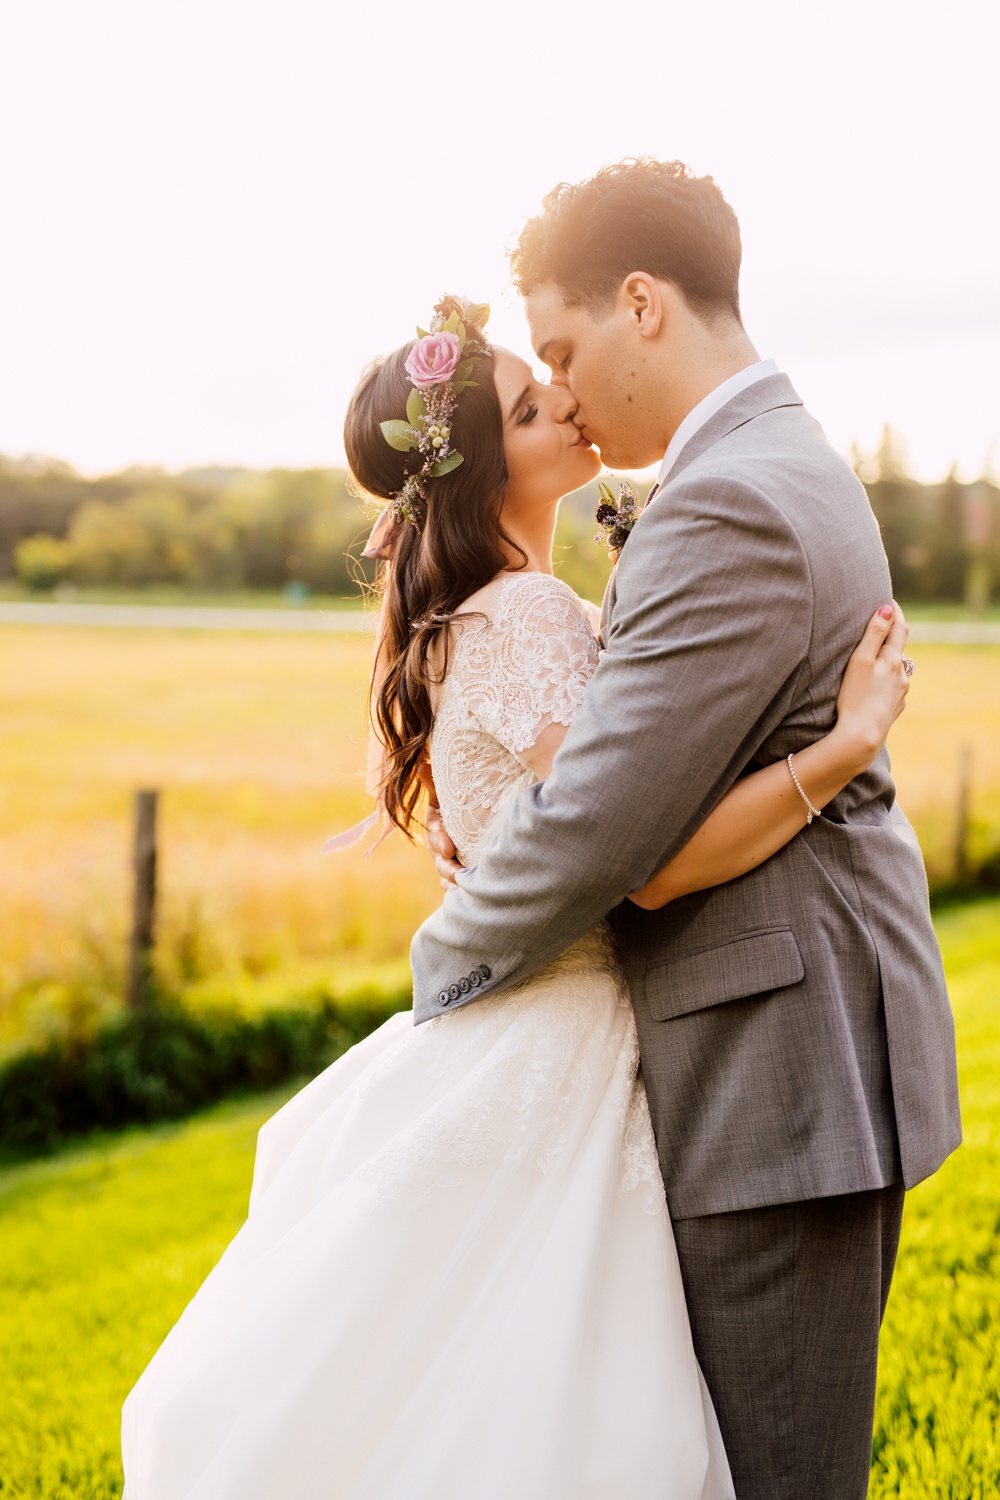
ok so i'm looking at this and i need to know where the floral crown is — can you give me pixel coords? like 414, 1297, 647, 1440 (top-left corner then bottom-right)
379, 296, 490, 530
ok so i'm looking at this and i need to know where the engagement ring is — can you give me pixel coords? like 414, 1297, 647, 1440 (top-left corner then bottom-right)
903, 657, 915, 677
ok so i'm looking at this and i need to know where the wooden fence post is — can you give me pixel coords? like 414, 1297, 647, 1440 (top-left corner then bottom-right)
128, 789, 159, 1010
954, 747, 972, 888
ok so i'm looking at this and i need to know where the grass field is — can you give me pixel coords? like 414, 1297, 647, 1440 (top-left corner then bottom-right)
0, 625, 439, 1053
0, 897, 996, 1497
2, 622, 998, 1054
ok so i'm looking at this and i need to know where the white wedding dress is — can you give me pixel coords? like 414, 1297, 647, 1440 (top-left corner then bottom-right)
122, 571, 734, 1500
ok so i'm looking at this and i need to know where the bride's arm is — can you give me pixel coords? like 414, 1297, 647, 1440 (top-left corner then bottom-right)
629, 603, 911, 909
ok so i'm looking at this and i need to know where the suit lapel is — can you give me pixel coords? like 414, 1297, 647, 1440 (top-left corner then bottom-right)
664, 373, 803, 487
600, 374, 804, 637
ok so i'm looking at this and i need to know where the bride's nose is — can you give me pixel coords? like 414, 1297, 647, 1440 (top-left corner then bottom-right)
552, 388, 579, 425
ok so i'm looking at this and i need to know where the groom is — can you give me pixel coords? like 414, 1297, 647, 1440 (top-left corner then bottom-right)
410, 159, 961, 1498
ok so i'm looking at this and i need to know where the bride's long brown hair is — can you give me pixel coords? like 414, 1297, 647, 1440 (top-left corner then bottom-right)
344, 298, 523, 838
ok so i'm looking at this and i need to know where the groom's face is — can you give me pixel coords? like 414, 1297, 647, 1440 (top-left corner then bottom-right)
525, 284, 665, 470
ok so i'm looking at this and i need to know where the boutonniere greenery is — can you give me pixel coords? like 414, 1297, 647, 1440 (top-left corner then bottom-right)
594, 480, 643, 556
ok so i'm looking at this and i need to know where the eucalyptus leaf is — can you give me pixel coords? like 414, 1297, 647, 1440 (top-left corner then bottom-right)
416, 326, 430, 339
405, 389, 427, 428
453, 360, 475, 385
457, 322, 467, 349
429, 451, 464, 477
444, 310, 461, 334
380, 419, 418, 452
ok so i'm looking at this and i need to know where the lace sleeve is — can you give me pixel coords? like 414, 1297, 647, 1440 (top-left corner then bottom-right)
464, 574, 600, 763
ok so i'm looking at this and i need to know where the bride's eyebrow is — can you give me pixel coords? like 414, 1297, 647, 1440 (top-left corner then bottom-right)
506, 385, 530, 422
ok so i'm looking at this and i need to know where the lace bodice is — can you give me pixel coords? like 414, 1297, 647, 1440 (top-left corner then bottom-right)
429, 572, 600, 866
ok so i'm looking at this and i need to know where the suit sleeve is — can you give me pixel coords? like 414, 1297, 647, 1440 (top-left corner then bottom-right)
410, 471, 815, 1017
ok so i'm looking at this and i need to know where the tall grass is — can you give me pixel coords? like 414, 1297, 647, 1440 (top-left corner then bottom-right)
0, 626, 438, 1053
1, 626, 998, 1054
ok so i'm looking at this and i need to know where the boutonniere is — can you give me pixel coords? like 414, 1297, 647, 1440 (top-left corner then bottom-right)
594, 479, 643, 556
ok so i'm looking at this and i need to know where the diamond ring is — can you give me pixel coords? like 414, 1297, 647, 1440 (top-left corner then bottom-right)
902, 657, 915, 678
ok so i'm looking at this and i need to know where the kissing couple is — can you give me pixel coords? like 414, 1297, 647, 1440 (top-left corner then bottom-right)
123, 159, 961, 1500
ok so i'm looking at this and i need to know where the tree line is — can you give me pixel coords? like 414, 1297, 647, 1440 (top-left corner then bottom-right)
1, 431, 997, 607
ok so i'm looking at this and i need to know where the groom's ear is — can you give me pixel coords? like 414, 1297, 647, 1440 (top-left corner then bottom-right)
618, 274, 664, 340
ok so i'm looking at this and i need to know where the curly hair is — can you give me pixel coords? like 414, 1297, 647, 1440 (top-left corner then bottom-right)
510, 157, 742, 324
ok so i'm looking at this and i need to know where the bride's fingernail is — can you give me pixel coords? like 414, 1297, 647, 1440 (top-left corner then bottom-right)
878, 605, 894, 620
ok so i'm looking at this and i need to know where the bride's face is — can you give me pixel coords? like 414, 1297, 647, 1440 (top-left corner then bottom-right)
493, 349, 602, 512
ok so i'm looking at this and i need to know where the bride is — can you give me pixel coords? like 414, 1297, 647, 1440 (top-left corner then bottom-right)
122, 298, 911, 1499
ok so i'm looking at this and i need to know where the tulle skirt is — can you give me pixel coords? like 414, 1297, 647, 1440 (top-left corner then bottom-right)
122, 930, 733, 1499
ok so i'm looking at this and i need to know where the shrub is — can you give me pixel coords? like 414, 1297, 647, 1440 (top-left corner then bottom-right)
0, 990, 408, 1160
14, 532, 73, 589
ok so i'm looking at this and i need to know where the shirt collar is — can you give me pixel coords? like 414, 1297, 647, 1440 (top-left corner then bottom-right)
655, 359, 780, 490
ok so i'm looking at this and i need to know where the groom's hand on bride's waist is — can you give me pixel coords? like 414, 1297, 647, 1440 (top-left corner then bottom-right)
417, 764, 462, 889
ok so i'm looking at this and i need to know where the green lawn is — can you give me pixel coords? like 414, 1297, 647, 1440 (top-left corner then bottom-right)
871, 897, 1000, 1498
1, 900, 997, 1498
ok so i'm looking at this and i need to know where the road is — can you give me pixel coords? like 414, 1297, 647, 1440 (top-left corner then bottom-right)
0, 602, 376, 632
0, 602, 998, 644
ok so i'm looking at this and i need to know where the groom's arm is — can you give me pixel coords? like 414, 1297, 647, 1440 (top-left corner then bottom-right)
410, 470, 814, 1019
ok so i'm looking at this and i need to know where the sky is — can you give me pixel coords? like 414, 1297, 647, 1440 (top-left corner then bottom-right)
1, 0, 997, 483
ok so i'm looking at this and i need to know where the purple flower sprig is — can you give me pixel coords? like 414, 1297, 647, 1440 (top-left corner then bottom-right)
594, 480, 642, 555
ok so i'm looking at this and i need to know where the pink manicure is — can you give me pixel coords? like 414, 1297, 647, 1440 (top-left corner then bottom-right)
878, 605, 894, 620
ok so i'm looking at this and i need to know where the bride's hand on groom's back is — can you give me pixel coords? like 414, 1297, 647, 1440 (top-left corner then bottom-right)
416, 763, 463, 889
832, 602, 912, 773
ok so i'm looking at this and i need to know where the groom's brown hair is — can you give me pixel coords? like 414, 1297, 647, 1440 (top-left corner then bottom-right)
510, 158, 742, 324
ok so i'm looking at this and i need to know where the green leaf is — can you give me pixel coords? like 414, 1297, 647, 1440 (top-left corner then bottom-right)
405, 389, 427, 428
452, 360, 475, 385
416, 326, 430, 339
466, 301, 490, 326
456, 322, 467, 349
429, 451, 464, 477
444, 310, 461, 334
380, 419, 418, 452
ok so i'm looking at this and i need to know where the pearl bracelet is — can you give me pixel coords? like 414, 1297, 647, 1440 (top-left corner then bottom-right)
786, 753, 822, 824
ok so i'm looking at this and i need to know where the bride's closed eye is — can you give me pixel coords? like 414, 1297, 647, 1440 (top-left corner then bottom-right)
517, 404, 539, 426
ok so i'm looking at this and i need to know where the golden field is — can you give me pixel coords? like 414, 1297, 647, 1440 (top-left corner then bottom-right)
1, 623, 998, 1051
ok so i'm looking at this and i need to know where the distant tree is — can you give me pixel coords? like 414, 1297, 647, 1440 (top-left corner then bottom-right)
962, 480, 995, 615
923, 466, 967, 601
68, 489, 196, 584
2, 444, 986, 607
866, 424, 925, 598
0, 456, 90, 576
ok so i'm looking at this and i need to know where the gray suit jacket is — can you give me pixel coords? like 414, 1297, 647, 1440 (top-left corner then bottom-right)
410, 374, 962, 1219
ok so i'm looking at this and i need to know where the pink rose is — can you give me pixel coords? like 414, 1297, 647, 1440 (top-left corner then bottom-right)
405, 332, 462, 389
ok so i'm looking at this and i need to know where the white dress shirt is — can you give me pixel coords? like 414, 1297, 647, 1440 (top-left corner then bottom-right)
654, 358, 780, 490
